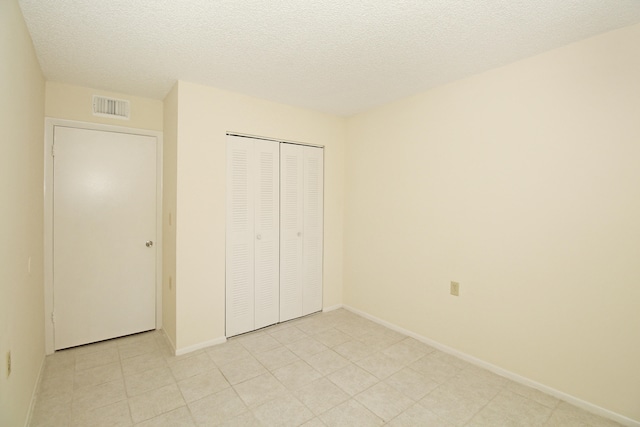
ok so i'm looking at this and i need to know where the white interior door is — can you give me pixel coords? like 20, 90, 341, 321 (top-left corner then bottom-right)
53, 126, 157, 350
279, 144, 304, 322
302, 146, 324, 315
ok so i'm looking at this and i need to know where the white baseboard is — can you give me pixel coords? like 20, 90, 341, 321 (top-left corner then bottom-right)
25, 353, 46, 427
343, 305, 639, 427
159, 328, 177, 354
322, 304, 344, 312
174, 336, 226, 356
159, 328, 226, 356
167, 304, 343, 357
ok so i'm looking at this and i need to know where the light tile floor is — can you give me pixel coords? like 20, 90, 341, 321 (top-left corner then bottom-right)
30, 309, 622, 426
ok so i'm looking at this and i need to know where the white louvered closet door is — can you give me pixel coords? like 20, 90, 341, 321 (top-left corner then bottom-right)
226, 136, 279, 336
280, 144, 324, 321
226, 137, 255, 336
279, 144, 304, 322
302, 146, 324, 315
253, 141, 280, 329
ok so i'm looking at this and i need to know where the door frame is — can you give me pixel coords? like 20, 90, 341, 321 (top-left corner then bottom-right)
44, 118, 163, 354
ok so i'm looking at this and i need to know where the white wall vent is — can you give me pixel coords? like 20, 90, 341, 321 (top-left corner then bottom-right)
92, 95, 130, 120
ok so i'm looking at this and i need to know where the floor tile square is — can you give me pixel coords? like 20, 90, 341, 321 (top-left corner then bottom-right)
550, 402, 622, 427
333, 340, 376, 362
118, 336, 159, 360
466, 406, 524, 427
73, 361, 122, 389
543, 411, 595, 427
420, 382, 494, 425
218, 355, 267, 385
387, 403, 454, 427
286, 337, 329, 359
252, 394, 314, 426
254, 345, 300, 371
121, 350, 167, 376
71, 339, 118, 357
272, 360, 322, 390
72, 379, 127, 414
29, 402, 71, 427
382, 340, 429, 365
268, 325, 309, 345
356, 352, 405, 379
481, 390, 554, 426
385, 367, 439, 401
410, 354, 461, 384
233, 372, 288, 407
304, 349, 350, 375
319, 399, 384, 427
38, 374, 74, 401
295, 316, 335, 335
177, 368, 230, 403
237, 332, 281, 354
327, 364, 378, 396
206, 341, 252, 366
127, 384, 186, 423
296, 377, 350, 415
134, 406, 195, 427
430, 350, 472, 370
217, 410, 261, 426
506, 381, 560, 408
313, 328, 353, 348
124, 365, 175, 397
32, 388, 73, 414
75, 348, 119, 372
358, 330, 405, 351
400, 337, 437, 354
71, 399, 132, 427
355, 382, 413, 422
300, 418, 326, 427
168, 351, 216, 381
189, 387, 248, 426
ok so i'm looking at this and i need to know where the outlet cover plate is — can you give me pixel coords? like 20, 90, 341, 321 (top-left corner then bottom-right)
450, 281, 460, 296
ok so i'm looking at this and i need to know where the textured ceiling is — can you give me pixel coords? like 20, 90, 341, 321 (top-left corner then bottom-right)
18, 0, 640, 116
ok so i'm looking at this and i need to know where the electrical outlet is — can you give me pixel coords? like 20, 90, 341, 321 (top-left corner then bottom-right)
6, 351, 11, 378
450, 281, 460, 296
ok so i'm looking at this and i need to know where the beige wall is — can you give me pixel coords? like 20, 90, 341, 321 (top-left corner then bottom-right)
345, 23, 640, 421
46, 81, 163, 131
0, 1, 46, 426
171, 81, 346, 349
3, 1, 636, 422
162, 85, 178, 346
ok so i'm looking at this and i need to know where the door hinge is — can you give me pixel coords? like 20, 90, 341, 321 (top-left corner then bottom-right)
51, 145, 55, 157
51, 312, 55, 324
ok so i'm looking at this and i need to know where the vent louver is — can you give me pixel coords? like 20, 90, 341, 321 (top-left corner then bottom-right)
92, 95, 130, 120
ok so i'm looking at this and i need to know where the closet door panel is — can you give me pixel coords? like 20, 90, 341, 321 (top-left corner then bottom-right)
254, 140, 280, 329
279, 144, 304, 322
226, 137, 255, 336
302, 146, 324, 315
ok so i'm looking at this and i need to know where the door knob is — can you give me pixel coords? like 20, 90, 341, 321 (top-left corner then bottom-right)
146, 240, 154, 247
256, 234, 262, 240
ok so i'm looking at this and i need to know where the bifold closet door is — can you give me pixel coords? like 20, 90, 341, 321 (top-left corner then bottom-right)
302, 146, 324, 315
226, 136, 280, 337
280, 144, 324, 322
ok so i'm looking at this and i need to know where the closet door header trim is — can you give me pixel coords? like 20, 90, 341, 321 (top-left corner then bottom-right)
226, 132, 324, 148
